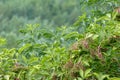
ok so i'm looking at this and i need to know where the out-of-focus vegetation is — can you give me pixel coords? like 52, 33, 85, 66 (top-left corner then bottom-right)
0, 0, 120, 80
0, 0, 81, 33
0, 0, 81, 48
0, 0, 120, 48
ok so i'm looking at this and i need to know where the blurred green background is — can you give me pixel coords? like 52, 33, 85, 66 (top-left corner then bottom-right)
0, 0, 120, 48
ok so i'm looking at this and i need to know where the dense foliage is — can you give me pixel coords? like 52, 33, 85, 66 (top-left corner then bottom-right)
0, 13, 120, 80
0, 0, 120, 80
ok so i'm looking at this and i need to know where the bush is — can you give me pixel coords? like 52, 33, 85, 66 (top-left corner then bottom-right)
0, 13, 120, 80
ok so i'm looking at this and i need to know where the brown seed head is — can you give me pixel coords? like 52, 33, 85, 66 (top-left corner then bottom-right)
64, 59, 74, 69
115, 7, 120, 14
81, 40, 89, 49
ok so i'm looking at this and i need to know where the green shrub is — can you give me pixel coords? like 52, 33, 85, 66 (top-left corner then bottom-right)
0, 13, 120, 80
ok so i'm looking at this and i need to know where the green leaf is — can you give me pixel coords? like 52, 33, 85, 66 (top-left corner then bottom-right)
29, 57, 38, 64
92, 34, 99, 40
110, 77, 120, 80
84, 69, 91, 78
85, 33, 93, 39
0, 37, 6, 46
43, 32, 53, 38
79, 69, 84, 79
64, 32, 79, 40
112, 10, 118, 20
77, 78, 83, 80
83, 61, 90, 66
93, 73, 109, 80
21, 55, 28, 64
18, 43, 32, 53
